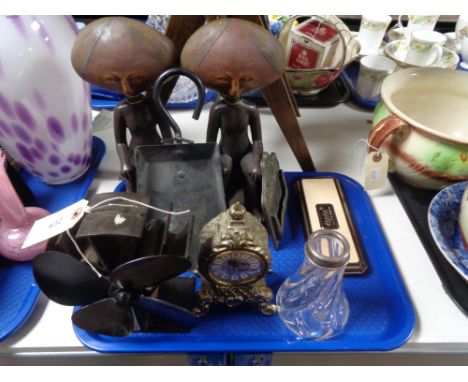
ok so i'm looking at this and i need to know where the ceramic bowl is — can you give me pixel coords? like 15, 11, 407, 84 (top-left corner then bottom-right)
369, 67, 468, 190
428, 181, 468, 282
384, 39, 460, 69
279, 16, 360, 95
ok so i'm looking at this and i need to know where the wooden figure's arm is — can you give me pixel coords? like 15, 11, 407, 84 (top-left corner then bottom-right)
206, 104, 221, 143
249, 105, 263, 157
113, 106, 132, 174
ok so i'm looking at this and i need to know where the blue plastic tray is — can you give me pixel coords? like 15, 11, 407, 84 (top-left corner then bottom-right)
0, 136, 106, 341
73, 172, 415, 353
91, 86, 218, 110
342, 62, 380, 110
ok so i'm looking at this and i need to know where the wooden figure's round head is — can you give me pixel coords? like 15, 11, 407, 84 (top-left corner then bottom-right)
181, 18, 286, 99
71, 17, 175, 97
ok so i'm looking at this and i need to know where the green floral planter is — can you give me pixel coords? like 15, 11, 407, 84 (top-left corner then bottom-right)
370, 69, 468, 190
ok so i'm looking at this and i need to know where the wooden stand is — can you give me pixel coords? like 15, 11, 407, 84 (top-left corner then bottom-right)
165, 15, 316, 172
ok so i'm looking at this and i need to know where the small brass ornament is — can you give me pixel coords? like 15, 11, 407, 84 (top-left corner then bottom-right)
196, 202, 276, 316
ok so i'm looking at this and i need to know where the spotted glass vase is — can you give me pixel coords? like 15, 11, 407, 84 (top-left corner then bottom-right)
0, 16, 92, 184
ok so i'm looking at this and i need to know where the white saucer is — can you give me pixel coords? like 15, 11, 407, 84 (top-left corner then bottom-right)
384, 39, 460, 69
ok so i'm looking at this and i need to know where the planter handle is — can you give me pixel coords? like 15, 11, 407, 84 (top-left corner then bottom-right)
368, 115, 408, 154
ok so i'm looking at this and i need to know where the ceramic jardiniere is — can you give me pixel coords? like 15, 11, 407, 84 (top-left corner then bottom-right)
279, 15, 360, 95
369, 67, 468, 190
0, 16, 92, 184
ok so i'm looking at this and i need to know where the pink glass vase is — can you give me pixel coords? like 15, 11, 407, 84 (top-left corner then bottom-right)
0, 151, 49, 261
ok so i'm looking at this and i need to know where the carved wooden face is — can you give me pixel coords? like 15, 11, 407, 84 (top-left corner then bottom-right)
71, 17, 175, 96
181, 18, 286, 98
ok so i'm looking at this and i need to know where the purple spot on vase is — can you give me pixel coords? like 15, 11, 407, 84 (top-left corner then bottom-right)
31, 16, 55, 55
30, 147, 43, 160
71, 113, 78, 132
83, 139, 88, 151
8, 16, 28, 40
65, 16, 79, 35
82, 113, 89, 131
0, 118, 13, 136
33, 89, 47, 111
49, 154, 60, 165
16, 143, 35, 162
48, 171, 59, 177
31, 170, 43, 177
12, 123, 32, 143
34, 138, 47, 154
60, 165, 71, 174
67, 154, 75, 163
14, 101, 36, 130
73, 155, 81, 165
47, 116, 65, 143
0, 92, 14, 118
81, 155, 90, 165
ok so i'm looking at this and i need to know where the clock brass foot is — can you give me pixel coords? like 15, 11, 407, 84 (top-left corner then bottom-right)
260, 303, 277, 316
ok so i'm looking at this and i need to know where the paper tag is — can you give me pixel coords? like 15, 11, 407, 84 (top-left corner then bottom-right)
364, 151, 389, 190
92, 109, 114, 132
21, 199, 89, 249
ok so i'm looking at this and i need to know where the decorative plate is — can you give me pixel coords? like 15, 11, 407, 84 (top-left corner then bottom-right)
428, 181, 468, 282
384, 39, 460, 69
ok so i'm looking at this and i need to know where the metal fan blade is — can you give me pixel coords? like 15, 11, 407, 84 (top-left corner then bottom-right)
32, 251, 110, 306
72, 297, 134, 337
135, 295, 200, 328
110, 255, 191, 290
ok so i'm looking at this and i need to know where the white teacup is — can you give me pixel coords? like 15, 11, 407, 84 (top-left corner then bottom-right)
455, 15, 468, 40
358, 15, 391, 55
399, 15, 439, 39
444, 32, 460, 51
461, 35, 468, 69
405, 30, 446, 66
460, 186, 468, 248
355, 55, 396, 101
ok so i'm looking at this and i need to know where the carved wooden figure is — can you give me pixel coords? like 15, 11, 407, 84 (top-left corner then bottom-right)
71, 17, 176, 191
181, 18, 286, 215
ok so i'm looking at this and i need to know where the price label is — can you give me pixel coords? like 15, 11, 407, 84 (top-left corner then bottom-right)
364, 151, 389, 191
21, 199, 88, 249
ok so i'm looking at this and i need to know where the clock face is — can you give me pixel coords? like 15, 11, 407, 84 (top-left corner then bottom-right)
208, 250, 265, 285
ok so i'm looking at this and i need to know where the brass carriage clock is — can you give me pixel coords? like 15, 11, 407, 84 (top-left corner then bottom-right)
196, 202, 276, 316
